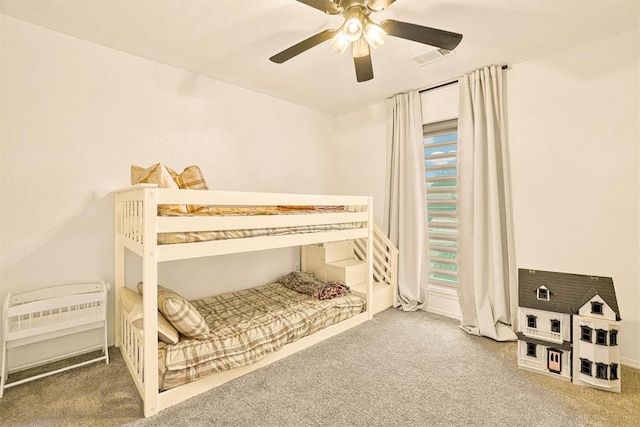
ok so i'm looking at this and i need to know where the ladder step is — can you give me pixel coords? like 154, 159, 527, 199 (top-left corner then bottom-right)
309, 241, 354, 263
324, 259, 367, 285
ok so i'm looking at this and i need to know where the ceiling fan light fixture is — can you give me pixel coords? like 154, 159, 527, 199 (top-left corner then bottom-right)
343, 9, 364, 42
330, 30, 350, 54
352, 37, 370, 58
363, 21, 387, 49
271, 1, 464, 83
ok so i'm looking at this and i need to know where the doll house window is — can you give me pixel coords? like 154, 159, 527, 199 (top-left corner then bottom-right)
595, 329, 607, 346
580, 325, 592, 342
595, 363, 608, 379
610, 329, 618, 346
580, 358, 592, 376
526, 343, 536, 357
550, 319, 560, 333
527, 315, 537, 328
610, 364, 619, 380
537, 286, 549, 300
591, 301, 604, 315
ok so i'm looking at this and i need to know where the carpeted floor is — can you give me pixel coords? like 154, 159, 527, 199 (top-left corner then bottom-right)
1, 309, 638, 426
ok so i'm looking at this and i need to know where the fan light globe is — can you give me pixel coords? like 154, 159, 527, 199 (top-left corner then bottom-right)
363, 22, 387, 49
330, 31, 350, 54
352, 37, 370, 58
343, 17, 363, 42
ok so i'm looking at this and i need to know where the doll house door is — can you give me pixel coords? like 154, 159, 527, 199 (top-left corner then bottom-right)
547, 349, 562, 373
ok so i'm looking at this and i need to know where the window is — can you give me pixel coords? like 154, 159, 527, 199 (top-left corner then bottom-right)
537, 287, 549, 300
595, 329, 608, 346
550, 319, 561, 333
591, 301, 604, 315
596, 363, 608, 379
424, 119, 458, 288
526, 343, 536, 357
580, 359, 592, 376
610, 329, 618, 346
527, 315, 537, 329
580, 326, 592, 342
610, 363, 619, 380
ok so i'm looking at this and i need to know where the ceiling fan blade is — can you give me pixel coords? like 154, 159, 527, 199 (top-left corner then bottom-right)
380, 19, 463, 51
296, 0, 342, 14
353, 53, 374, 82
270, 29, 337, 64
367, 0, 397, 12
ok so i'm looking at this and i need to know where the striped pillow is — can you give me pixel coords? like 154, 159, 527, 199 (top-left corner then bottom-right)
119, 287, 179, 344
167, 165, 214, 214
138, 282, 209, 340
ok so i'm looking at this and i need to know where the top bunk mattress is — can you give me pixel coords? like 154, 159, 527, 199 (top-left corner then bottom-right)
157, 205, 358, 245
158, 281, 365, 390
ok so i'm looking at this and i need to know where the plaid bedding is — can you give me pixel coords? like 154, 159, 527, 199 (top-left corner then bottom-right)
158, 282, 365, 390
157, 206, 357, 245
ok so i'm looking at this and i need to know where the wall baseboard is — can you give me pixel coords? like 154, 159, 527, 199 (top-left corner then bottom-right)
621, 356, 640, 370
425, 284, 461, 320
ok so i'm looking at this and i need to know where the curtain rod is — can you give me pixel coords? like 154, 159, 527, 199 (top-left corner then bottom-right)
419, 64, 509, 94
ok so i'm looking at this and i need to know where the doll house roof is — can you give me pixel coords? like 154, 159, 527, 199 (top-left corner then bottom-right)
518, 269, 621, 320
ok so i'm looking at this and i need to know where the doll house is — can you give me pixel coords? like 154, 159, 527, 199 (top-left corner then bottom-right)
517, 269, 622, 393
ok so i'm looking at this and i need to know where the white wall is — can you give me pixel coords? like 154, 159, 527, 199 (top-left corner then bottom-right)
507, 29, 639, 368
0, 15, 338, 370
332, 29, 640, 367
421, 83, 458, 124
334, 103, 387, 226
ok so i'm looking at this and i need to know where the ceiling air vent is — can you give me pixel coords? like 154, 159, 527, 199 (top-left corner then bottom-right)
411, 48, 455, 67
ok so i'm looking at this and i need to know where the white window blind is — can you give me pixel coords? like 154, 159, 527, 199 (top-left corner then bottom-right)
424, 119, 458, 288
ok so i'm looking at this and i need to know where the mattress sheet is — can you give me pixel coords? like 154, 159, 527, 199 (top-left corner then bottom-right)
158, 282, 365, 390
157, 206, 356, 245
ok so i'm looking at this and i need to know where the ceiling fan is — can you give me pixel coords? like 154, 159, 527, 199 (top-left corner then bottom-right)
269, 0, 463, 82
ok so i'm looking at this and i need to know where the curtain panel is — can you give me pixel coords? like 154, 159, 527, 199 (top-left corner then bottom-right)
457, 66, 517, 341
383, 91, 427, 311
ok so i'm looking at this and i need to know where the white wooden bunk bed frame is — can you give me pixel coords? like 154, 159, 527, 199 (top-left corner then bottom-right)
114, 184, 376, 417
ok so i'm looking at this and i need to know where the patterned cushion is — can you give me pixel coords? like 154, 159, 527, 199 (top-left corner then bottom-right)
130, 163, 188, 214
138, 282, 209, 340
279, 271, 350, 300
167, 165, 213, 213
119, 287, 179, 345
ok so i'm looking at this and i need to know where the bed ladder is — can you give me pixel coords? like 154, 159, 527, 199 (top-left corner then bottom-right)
301, 225, 398, 314
354, 225, 398, 313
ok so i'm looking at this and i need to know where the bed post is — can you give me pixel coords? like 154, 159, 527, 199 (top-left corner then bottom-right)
141, 186, 160, 417
366, 197, 374, 320
114, 193, 124, 349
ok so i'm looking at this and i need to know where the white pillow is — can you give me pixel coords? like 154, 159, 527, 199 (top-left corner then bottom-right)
119, 287, 179, 345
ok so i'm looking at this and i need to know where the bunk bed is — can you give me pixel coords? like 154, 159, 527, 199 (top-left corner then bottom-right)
113, 184, 375, 417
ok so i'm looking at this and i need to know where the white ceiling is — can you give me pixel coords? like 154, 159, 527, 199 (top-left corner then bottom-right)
1, 0, 639, 115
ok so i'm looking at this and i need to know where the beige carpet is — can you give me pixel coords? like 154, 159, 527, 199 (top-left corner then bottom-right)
0, 348, 142, 426
475, 335, 640, 426
0, 309, 638, 426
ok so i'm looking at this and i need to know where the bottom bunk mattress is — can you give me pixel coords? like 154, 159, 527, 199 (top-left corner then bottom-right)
157, 282, 365, 390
